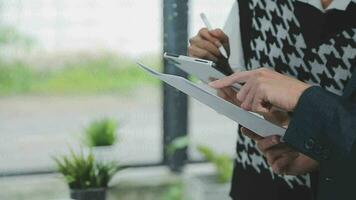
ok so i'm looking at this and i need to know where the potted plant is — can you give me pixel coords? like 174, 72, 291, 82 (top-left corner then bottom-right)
84, 118, 118, 161
167, 137, 233, 200
54, 149, 119, 200
184, 145, 233, 200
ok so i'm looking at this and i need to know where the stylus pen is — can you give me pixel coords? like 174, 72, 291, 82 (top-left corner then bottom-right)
200, 13, 228, 59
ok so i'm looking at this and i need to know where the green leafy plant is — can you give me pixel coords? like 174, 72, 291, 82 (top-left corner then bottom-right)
160, 182, 183, 200
167, 136, 233, 183
196, 145, 233, 183
166, 136, 189, 156
84, 118, 118, 147
54, 149, 119, 190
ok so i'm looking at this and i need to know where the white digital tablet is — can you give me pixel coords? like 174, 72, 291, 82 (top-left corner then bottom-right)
137, 62, 286, 137
163, 53, 242, 91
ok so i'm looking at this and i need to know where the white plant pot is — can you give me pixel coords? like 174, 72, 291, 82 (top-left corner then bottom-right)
184, 173, 231, 200
91, 145, 116, 162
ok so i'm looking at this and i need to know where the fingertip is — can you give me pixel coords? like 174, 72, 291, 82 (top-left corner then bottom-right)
241, 102, 248, 111
273, 163, 284, 175
208, 77, 217, 82
272, 136, 281, 145
208, 81, 219, 88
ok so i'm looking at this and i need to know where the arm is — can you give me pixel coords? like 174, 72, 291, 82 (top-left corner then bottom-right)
284, 86, 356, 163
209, 68, 356, 175
210, 68, 356, 159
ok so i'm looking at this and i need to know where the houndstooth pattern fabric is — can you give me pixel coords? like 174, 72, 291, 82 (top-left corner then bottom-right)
236, 0, 356, 189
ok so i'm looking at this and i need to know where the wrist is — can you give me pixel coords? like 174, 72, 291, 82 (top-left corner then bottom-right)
290, 83, 312, 111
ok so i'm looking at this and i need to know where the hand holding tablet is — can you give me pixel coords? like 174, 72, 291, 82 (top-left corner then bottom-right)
137, 54, 287, 138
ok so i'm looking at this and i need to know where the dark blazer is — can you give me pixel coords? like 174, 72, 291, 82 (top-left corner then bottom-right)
284, 69, 356, 200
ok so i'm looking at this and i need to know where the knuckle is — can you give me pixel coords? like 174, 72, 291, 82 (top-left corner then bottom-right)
257, 68, 269, 76
256, 70, 265, 77
199, 28, 208, 35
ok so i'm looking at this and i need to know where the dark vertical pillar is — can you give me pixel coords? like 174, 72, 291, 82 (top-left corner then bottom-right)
163, 0, 189, 172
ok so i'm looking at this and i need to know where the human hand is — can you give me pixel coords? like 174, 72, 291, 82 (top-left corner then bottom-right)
188, 28, 230, 62
209, 68, 311, 113
217, 86, 242, 106
206, 77, 240, 106
241, 127, 319, 175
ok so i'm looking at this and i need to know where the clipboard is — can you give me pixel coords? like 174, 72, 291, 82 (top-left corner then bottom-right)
137, 62, 286, 137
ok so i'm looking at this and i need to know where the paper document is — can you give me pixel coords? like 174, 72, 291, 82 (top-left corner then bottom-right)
137, 63, 286, 137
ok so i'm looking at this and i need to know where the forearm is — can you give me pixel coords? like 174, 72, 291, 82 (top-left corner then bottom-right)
283, 86, 356, 163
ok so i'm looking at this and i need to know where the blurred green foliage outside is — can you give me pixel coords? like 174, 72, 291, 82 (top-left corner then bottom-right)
0, 54, 161, 96
0, 25, 161, 96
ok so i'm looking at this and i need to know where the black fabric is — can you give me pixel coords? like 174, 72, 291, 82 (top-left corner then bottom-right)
231, 160, 314, 200
283, 72, 356, 200
231, 127, 316, 200
238, 0, 253, 65
295, 2, 356, 48
230, 0, 356, 200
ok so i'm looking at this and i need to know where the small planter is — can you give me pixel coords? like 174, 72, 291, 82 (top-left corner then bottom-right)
70, 188, 107, 200
91, 145, 116, 162
184, 173, 231, 200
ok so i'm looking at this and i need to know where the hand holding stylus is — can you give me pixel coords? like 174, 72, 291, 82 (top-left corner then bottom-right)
188, 15, 230, 62
200, 13, 228, 58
